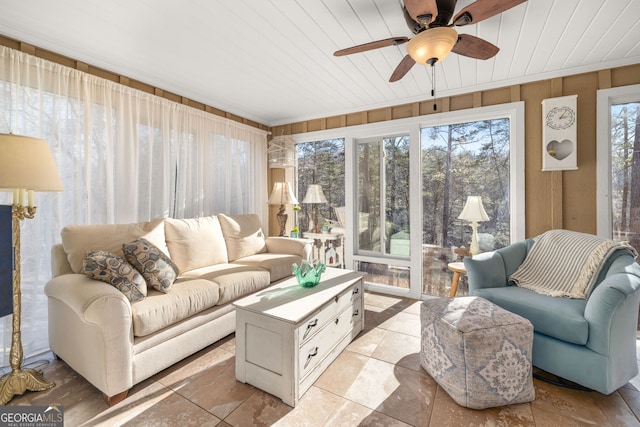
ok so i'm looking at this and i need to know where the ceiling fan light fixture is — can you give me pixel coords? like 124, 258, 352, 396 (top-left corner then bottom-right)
406, 27, 458, 65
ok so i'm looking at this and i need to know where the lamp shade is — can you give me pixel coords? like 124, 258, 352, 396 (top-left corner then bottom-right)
268, 182, 298, 205
458, 196, 489, 222
0, 134, 63, 191
406, 27, 458, 66
301, 184, 327, 204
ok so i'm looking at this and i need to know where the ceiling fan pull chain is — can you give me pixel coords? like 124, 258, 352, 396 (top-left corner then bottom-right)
431, 64, 437, 111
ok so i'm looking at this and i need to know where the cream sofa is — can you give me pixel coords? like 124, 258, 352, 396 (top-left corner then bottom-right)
45, 213, 311, 405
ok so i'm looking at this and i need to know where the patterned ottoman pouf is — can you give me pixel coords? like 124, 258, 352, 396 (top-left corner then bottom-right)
420, 296, 534, 409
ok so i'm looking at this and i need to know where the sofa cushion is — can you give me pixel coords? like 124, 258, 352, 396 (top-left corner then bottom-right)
61, 218, 168, 274
82, 250, 147, 302
233, 253, 302, 282
130, 278, 220, 337
218, 214, 267, 262
164, 216, 228, 273
182, 263, 270, 305
475, 286, 589, 345
123, 238, 179, 293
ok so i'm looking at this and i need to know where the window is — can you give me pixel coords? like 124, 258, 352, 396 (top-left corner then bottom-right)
597, 84, 640, 253
0, 46, 268, 366
354, 134, 411, 291
356, 135, 410, 256
421, 118, 511, 296
292, 102, 524, 299
295, 139, 345, 232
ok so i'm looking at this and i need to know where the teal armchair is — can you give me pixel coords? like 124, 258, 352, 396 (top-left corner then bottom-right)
464, 239, 640, 395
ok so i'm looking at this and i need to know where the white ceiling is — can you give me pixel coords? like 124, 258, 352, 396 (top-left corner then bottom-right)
1, 0, 639, 127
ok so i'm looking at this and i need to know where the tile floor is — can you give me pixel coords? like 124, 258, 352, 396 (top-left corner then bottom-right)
9, 291, 640, 426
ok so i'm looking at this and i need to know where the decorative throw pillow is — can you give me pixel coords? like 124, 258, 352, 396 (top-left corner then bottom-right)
83, 250, 147, 302
123, 238, 179, 293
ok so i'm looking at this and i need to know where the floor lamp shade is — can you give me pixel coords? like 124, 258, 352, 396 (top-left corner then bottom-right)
0, 134, 64, 192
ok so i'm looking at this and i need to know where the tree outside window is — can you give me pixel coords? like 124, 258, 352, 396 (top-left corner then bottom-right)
610, 102, 640, 253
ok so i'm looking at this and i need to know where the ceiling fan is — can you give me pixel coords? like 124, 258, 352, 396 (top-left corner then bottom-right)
334, 0, 528, 82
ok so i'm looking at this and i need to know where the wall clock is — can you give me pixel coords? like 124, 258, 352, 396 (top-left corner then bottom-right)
542, 95, 578, 171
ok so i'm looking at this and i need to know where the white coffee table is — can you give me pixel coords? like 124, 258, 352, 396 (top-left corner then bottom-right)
234, 267, 364, 406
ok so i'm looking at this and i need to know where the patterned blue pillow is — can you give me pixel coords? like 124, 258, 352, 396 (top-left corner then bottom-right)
83, 250, 147, 302
123, 238, 179, 293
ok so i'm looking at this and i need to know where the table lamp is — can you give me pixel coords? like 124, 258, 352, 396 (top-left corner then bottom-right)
268, 182, 298, 237
0, 133, 64, 404
302, 184, 327, 233
458, 196, 489, 256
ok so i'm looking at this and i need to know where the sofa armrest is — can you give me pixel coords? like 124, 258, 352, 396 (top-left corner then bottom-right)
265, 237, 313, 261
584, 256, 640, 356
51, 243, 73, 278
464, 251, 508, 293
464, 240, 531, 294
45, 274, 135, 397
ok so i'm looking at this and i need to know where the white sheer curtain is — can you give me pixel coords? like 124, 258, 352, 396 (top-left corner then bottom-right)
0, 46, 268, 366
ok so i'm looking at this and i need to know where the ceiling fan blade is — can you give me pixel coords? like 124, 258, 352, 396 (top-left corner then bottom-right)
404, 0, 438, 25
453, 0, 527, 26
451, 34, 499, 60
389, 55, 416, 82
334, 37, 409, 56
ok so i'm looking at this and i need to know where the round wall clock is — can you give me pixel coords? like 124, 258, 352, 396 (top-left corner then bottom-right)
545, 106, 576, 130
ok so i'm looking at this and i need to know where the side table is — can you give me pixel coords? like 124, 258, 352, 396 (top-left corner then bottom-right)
447, 262, 467, 297
302, 231, 345, 268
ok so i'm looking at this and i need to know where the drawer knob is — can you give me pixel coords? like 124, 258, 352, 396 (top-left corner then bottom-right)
335, 318, 339, 325
334, 296, 339, 303
353, 287, 359, 295
353, 309, 359, 317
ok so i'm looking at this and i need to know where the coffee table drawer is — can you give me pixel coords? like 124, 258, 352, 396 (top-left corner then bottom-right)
298, 281, 362, 344
298, 297, 363, 377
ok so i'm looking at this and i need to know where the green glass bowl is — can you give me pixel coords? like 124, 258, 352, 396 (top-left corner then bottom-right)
293, 261, 326, 288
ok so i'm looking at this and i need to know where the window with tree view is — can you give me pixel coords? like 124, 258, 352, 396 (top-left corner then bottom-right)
295, 139, 345, 233
421, 118, 510, 296
610, 102, 639, 253
355, 135, 411, 290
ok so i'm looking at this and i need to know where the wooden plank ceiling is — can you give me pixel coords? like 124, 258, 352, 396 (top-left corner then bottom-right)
0, 0, 638, 126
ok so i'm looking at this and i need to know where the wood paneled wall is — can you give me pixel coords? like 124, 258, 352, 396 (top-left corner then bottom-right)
270, 64, 640, 238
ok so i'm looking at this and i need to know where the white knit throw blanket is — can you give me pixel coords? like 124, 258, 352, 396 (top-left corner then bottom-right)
509, 229, 637, 299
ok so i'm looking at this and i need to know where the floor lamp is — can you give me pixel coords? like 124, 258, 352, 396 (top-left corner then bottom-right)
268, 182, 298, 237
0, 134, 64, 404
458, 196, 490, 256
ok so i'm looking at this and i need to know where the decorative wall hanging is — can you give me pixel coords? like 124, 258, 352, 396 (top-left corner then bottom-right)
542, 94, 578, 171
